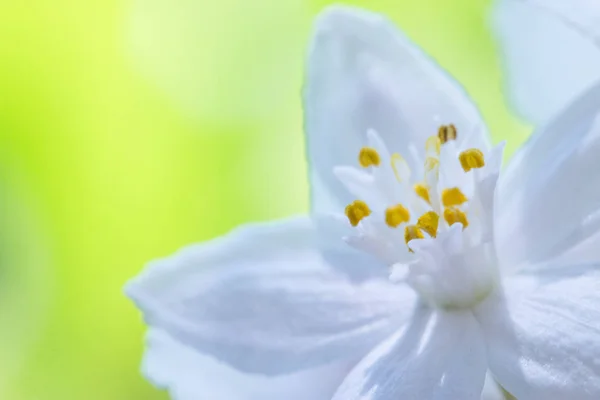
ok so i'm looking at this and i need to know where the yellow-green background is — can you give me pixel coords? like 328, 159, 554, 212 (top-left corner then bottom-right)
0, 0, 528, 399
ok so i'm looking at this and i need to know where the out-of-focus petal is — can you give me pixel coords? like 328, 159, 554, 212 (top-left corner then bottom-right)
492, 0, 600, 124
496, 80, 600, 271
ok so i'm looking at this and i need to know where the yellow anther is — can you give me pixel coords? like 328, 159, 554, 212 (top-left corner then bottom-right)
404, 225, 424, 251
424, 157, 439, 173
438, 124, 457, 144
444, 207, 469, 229
414, 183, 431, 204
417, 211, 439, 238
425, 136, 441, 156
358, 147, 381, 168
441, 187, 468, 207
345, 200, 371, 227
391, 153, 410, 182
459, 148, 485, 172
385, 204, 411, 228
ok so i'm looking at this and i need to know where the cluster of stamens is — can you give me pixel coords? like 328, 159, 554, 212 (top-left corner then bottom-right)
344, 124, 486, 250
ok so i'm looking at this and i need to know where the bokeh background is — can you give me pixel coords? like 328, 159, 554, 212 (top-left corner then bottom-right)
0, 0, 529, 399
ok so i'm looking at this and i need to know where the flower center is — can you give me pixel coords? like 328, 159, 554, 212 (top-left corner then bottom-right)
335, 126, 504, 310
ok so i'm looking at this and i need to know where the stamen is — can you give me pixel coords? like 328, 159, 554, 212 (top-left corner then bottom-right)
441, 187, 468, 207
345, 200, 371, 227
358, 147, 381, 168
404, 225, 424, 251
438, 124, 457, 144
443, 207, 469, 229
459, 148, 485, 172
425, 136, 441, 156
417, 211, 439, 238
391, 153, 410, 182
414, 183, 430, 204
385, 204, 411, 228
424, 157, 440, 178
424, 157, 441, 213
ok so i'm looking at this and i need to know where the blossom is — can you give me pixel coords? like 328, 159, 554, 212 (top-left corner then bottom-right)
126, 5, 600, 399
493, 0, 600, 124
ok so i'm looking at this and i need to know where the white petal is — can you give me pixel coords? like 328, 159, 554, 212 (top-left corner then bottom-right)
332, 308, 487, 400
142, 329, 352, 400
553, 216, 600, 266
496, 80, 600, 271
126, 216, 415, 375
492, 0, 600, 124
475, 263, 600, 399
481, 373, 507, 400
333, 166, 382, 208
305, 5, 489, 214
314, 213, 390, 282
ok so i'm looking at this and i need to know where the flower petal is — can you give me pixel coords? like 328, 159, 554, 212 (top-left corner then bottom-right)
332, 308, 487, 400
315, 213, 392, 282
142, 329, 352, 400
492, 0, 600, 124
475, 263, 600, 399
552, 218, 600, 265
496, 80, 600, 270
481, 373, 507, 400
304, 5, 488, 214
126, 216, 415, 375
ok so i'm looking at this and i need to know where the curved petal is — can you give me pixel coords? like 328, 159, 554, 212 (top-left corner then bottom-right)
126, 216, 415, 375
492, 0, 600, 124
142, 329, 352, 400
552, 222, 600, 265
481, 374, 507, 400
332, 308, 487, 400
475, 263, 600, 399
495, 80, 600, 271
304, 5, 489, 214
315, 213, 390, 282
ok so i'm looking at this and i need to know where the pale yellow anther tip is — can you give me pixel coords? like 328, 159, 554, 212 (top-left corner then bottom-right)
443, 207, 469, 229
425, 136, 441, 155
385, 204, 410, 228
359, 147, 381, 168
417, 211, 439, 238
441, 187, 468, 207
404, 225, 424, 252
438, 124, 457, 144
459, 148, 485, 172
345, 200, 371, 227
390, 153, 410, 182
424, 157, 440, 173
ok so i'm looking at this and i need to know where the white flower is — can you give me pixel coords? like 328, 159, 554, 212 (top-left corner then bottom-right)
492, 0, 600, 124
126, 5, 600, 400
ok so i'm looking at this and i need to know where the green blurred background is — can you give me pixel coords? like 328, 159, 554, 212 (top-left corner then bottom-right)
0, 0, 528, 399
